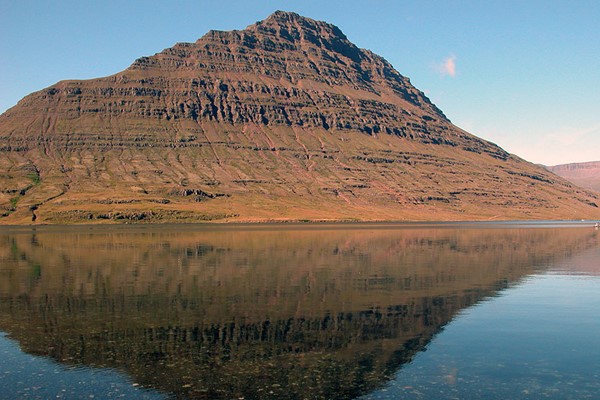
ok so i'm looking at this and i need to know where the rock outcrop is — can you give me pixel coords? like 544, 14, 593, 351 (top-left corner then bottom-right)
1, 11, 599, 223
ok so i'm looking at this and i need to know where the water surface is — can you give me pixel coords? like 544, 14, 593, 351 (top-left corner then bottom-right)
0, 222, 598, 399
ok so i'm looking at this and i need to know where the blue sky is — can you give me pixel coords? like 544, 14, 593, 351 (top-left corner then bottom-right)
1, 0, 599, 165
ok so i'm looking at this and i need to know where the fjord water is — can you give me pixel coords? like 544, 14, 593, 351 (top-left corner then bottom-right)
0, 223, 598, 399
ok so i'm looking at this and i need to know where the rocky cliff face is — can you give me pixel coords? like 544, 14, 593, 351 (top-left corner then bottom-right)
547, 161, 600, 193
1, 11, 599, 223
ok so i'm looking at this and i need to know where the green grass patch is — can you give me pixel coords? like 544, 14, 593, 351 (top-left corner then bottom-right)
31, 263, 42, 280
27, 173, 41, 185
10, 196, 19, 208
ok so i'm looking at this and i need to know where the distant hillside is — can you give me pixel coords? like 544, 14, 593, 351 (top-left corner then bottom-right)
547, 161, 600, 192
1, 11, 599, 224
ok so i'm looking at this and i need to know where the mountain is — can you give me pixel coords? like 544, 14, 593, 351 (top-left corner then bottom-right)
547, 161, 600, 193
1, 11, 599, 224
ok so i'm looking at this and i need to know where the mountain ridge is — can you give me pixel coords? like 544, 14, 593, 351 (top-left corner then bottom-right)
1, 11, 599, 224
547, 161, 600, 193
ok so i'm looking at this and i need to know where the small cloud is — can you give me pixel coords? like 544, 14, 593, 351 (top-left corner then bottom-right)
436, 55, 457, 77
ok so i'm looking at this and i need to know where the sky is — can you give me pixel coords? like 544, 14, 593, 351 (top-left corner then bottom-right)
1, 0, 599, 166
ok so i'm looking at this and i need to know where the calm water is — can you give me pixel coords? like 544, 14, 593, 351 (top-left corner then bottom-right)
0, 222, 599, 399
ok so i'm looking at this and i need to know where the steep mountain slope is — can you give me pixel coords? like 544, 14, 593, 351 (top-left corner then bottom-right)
1, 11, 598, 224
547, 161, 600, 192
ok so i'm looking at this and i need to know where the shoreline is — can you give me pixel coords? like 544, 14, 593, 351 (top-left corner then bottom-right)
1, 219, 599, 233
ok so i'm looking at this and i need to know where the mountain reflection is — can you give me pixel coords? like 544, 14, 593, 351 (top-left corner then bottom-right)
0, 225, 597, 399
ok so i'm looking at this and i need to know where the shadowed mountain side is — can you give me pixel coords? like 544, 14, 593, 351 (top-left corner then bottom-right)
547, 161, 600, 193
0, 226, 598, 398
1, 11, 599, 223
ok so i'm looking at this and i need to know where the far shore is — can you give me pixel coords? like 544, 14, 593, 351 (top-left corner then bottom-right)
1, 219, 599, 233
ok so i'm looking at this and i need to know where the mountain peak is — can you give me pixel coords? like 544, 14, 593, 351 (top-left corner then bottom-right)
126, 10, 443, 117
248, 10, 354, 51
264, 10, 306, 23
258, 10, 338, 32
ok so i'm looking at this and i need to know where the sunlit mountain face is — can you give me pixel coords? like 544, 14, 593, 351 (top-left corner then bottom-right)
1, 12, 599, 224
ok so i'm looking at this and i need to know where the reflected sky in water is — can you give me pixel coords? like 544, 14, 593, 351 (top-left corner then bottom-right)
0, 332, 163, 399
363, 272, 600, 399
0, 223, 598, 399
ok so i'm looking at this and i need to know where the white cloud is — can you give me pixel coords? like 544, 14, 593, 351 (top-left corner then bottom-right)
436, 55, 457, 77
